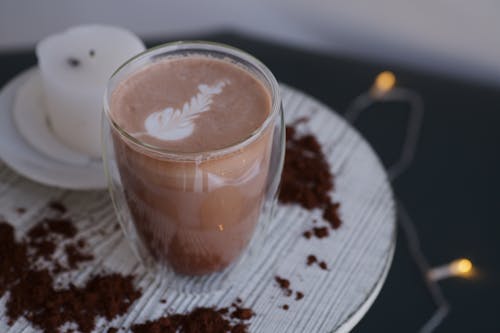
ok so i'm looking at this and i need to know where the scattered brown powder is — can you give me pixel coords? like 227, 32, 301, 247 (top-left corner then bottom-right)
45, 217, 77, 238
77, 238, 86, 248
131, 315, 181, 333
25, 214, 94, 273
26, 222, 49, 239
232, 323, 249, 333
306, 255, 329, 271
27, 217, 77, 241
231, 307, 254, 320
279, 124, 342, 229
323, 202, 342, 229
31, 240, 56, 259
275, 275, 306, 304
303, 226, 330, 240
218, 307, 229, 315
131, 305, 252, 333
5, 252, 140, 333
307, 255, 317, 266
182, 308, 232, 333
16, 207, 26, 214
0, 218, 141, 333
275, 276, 293, 296
282, 304, 289, 311
48, 200, 68, 214
279, 125, 332, 208
83, 273, 142, 321
275, 276, 290, 290
278, 122, 341, 304
65, 244, 94, 269
312, 226, 329, 239
0, 222, 28, 296
319, 261, 328, 270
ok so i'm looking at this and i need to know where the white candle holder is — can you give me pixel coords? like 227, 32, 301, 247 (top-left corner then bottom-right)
36, 24, 145, 158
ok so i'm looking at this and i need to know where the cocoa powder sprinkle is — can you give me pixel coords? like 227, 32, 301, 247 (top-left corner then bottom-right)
324, 202, 342, 229
131, 306, 251, 333
275, 276, 291, 291
279, 124, 342, 229
0, 219, 141, 333
77, 238, 86, 248
218, 307, 229, 315
307, 255, 317, 266
232, 323, 249, 333
231, 307, 254, 320
48, 201, 68, 214
65, 243, 94, 269
45, 217, 77, 237
312, 226, 329, 239
31, 240, 56, 259
25, 216, 94, 273
0, 222, 28, 296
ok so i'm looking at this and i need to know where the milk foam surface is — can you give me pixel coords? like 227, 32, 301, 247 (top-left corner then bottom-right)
110, 57, 271, 153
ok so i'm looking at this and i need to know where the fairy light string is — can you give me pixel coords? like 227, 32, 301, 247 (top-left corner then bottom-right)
345, 71, 473, 333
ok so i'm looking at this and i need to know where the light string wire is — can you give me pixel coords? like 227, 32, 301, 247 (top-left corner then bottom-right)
344, 80, 449, 333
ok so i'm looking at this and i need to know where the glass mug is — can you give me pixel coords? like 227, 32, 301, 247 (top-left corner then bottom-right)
102, 42, 284, 292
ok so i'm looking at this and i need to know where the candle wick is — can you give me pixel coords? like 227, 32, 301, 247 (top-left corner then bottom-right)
67, 57, 81, 68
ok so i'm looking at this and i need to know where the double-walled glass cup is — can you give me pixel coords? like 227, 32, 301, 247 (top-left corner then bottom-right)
103, 42, 284, 292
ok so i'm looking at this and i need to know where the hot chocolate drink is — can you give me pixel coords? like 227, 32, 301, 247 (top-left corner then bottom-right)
109, 55, 274, 275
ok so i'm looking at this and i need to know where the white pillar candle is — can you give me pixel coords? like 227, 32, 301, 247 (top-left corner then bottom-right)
36, 25, 145, 158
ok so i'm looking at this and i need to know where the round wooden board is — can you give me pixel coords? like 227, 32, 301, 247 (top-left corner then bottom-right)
0, 84, 395, 332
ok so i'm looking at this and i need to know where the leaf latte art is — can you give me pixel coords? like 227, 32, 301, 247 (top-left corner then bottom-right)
138, 81, 229, 141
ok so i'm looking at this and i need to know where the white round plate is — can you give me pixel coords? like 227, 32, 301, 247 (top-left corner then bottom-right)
0, 67, 106, 190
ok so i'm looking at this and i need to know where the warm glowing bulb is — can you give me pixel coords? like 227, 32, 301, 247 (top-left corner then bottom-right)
373, 71, 396, 94
451, 258, 472, 275
428, 258, 474, 281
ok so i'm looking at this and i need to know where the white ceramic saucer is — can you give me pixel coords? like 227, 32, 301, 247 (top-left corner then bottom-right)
0, 67, 106, 190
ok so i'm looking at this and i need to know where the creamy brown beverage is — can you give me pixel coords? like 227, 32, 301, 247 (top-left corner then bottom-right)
109, 56, 273, 275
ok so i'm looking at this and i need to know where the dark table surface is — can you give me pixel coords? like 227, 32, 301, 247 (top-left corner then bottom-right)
1, 32, 499, 332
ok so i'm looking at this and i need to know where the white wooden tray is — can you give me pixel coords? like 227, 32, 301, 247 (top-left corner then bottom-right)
0, 84, 395, 333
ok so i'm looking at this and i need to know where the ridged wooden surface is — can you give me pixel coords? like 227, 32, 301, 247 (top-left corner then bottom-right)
0, 85, 395, 332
